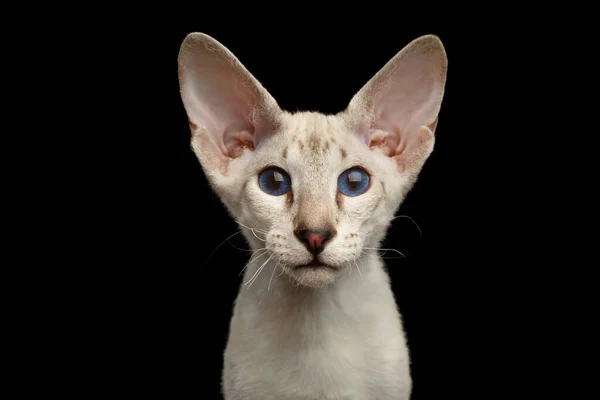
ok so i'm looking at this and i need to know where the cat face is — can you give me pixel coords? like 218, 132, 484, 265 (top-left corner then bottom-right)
178, 33, 447, 288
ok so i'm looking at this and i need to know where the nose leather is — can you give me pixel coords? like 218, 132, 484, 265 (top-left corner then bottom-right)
294, 228, 336, 255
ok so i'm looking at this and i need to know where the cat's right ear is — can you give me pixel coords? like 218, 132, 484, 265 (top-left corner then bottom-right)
178, 33, 281, 176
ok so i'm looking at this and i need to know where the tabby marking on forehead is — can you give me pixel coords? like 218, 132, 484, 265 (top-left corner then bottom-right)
307, 133, 321, 153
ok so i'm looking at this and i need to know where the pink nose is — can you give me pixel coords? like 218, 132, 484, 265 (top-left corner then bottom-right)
294, 228, 336, 255
306, 233, 326, 249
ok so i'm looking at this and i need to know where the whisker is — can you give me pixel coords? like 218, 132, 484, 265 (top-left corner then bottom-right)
234, 220, 269, 241
363, 247, 406, 258
202, 230, 244, 269
248, 230, 267, 242
353, 259, 363, 276
351, 251, 363, 276
268, 260, 281, 291
234, 220, 267, 232
227, 241, 253, 252
249, 247, 268, 258
276, 267, 285, 278
245, 254, 273, 288
239, 248, 269, 277
245, 261, 266, 287
392, 215, 422, 238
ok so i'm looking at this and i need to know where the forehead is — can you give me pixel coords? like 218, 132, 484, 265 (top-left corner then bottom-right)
285, 112, 343, 152
256, 112, 357, 169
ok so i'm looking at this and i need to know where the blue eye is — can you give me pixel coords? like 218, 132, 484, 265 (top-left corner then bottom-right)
258, 167, 292, 196
337, 167, 370, 197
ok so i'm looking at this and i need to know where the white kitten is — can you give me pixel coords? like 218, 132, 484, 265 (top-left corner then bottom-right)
178, 33, 447, 400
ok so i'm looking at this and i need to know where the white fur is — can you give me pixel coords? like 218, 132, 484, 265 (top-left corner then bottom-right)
178, 33, 448, 399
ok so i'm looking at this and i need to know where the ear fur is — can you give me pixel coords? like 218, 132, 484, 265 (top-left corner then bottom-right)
346, 35, 448, 173
178, 33, 281, 176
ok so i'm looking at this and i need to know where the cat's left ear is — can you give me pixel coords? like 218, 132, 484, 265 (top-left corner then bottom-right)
178, 33, 281, 175
346, 35, 448, 173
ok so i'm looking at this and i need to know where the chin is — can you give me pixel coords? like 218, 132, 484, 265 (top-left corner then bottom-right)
284, 261, 339, 288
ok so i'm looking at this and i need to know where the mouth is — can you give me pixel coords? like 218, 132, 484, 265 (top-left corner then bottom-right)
295, 258, 336, 270
287, 257, 339, 288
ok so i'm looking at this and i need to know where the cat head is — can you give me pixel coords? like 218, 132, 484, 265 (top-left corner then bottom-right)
178, 33, 447, 288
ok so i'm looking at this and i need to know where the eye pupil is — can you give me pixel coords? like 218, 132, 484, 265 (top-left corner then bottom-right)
269, 171, 283, 190
347, 171, 362, 189
338, 167, 369, 197
258, 168, 291, 196
269, 172, 283, 189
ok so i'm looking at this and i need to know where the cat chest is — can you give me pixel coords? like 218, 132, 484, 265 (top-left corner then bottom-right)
228, 324, 374, 395
233, 340, 369, 398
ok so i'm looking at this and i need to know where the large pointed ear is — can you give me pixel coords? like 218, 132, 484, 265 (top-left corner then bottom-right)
178, 33, 281, 176
346, 35, 447, 173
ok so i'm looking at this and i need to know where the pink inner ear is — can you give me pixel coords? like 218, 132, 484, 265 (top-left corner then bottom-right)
393, 126, 434, 173
179, 33, 281, 173
224, 129, 256, 158
223, 110, 279, 158
347, 35, 446, 171
368, 129, 401, 157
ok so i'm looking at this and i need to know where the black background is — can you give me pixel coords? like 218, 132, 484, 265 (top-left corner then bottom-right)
82, 18, 532, 400
5, 0, 583, 395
